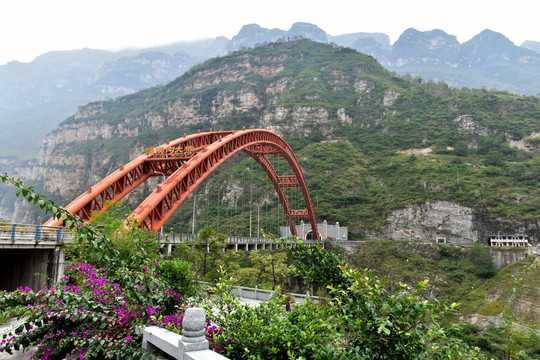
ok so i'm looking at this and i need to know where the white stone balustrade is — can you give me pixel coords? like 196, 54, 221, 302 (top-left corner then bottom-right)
141, 307, 229, 360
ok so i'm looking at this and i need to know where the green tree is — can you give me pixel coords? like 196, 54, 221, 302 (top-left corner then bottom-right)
158, 259, 197, 298
469, 243, 496, 279
248, 250, 289, 290
172, 227, 226, 279
484, 149, 505, 167
454, 141, 469, 156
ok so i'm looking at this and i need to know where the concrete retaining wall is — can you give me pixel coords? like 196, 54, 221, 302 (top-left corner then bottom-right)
0, 248, 64, 291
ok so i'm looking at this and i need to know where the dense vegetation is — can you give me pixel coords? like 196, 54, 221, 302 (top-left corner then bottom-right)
21, 39, 536, 239
168, 230, 540, 359
0, 174, 482, 359
2, 175, 540, 359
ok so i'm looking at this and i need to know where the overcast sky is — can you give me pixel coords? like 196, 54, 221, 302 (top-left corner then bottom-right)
1, 0, 539, 65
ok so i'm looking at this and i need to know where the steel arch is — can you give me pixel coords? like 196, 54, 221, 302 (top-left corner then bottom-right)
44, 129, 318, 241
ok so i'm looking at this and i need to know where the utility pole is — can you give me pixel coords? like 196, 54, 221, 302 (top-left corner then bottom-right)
154, 171, 166, 239
216, 185, 220, 233
255, 204, 260, 239
192, 194, 201, 239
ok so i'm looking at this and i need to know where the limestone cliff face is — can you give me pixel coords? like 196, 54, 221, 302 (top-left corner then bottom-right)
262, 106, 332, 136
5, 40, 538, 238
28, 44, 378, 208
380, 201, 477, 244
363, 201, 539, 245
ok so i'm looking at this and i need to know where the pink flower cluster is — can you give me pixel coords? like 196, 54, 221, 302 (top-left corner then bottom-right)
0, 262, 184, 359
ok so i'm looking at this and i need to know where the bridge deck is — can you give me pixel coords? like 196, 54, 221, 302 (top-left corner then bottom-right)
0, 224, 74, 249
1, 224, 320, 250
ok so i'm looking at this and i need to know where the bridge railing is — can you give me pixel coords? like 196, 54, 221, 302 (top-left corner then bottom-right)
198, 281, 321, 304
156, 232, 193, 243
0, 224, 323, 249
0, 223, 74, 246
226, 236, 271, 244
157, 233, 280, 245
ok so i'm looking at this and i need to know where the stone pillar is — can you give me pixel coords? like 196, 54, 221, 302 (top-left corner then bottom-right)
51, 246, 65, 285
141, 307, 231, 360
179, 307, 209, 357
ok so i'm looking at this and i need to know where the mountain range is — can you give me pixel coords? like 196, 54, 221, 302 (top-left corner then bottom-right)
1, 37, 538, 359
1, 22, 539, 165
3, 39, 538, 246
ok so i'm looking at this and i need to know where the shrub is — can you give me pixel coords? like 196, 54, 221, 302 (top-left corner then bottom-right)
469, 243, 497, 279
158, 259, 198, 298
207, 276, 336, 359
284, 240, 485, 359
205, 240, 486, 360
0, 174, 203, 359
0, 264, 151, 358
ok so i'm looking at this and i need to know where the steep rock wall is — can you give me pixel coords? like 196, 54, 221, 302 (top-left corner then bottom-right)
363, 201, 539, 245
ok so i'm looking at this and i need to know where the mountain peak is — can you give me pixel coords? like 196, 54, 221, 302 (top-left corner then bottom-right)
521, 40, 540, 54
392, 28, 460, 58
463, 29, 515, 48
460, 29, 529, 64
236, 24, 266, 37
288, 22, 328, 42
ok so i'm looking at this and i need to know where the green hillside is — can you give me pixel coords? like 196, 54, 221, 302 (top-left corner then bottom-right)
30, 39, 540, 238
340, 241, 540, 359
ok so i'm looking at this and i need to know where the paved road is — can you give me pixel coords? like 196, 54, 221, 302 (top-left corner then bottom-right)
238, 297, 262, 307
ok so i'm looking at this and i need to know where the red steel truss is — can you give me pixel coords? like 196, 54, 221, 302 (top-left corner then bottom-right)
44, 129, 319, 241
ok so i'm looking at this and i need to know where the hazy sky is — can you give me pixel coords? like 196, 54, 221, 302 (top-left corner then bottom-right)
1, 0, 539, 65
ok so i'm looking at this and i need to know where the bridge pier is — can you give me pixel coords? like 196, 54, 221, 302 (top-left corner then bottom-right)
0, 246, 65, 291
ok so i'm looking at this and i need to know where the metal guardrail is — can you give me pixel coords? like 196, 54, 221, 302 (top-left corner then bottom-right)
157, 233, 272, 244
158, 233, 321, 246
226, 236, 272, 244
0, 223, 74, 248
230, 286, 320, 304
0, 223, 323, 249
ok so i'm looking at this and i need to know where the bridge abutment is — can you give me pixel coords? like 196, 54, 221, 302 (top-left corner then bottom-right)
0, 247, 64, 291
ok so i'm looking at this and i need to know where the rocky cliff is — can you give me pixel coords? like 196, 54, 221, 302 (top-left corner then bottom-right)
3, 40, 539, 242
2, 22, 539, 166
363, 201, 539, 245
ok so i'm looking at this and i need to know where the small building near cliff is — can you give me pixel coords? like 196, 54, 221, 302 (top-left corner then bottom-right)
489, 234, 530, 247
280, 220, 348, 241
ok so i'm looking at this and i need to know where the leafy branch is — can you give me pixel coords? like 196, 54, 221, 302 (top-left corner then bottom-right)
1, 173, 119, 264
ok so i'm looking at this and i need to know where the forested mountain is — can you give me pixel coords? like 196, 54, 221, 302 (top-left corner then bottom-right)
1, 22, 538, 164
5, 40, 538, 244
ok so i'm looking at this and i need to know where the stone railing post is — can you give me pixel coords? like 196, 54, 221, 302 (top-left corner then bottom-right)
178, 307, 209, 357
141, 306, 229, 359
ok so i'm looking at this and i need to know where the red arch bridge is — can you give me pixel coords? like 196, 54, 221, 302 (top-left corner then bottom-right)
44, 129, 319, 241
